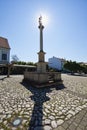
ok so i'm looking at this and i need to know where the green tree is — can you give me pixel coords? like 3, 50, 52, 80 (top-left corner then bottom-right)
64, 61, 85, 73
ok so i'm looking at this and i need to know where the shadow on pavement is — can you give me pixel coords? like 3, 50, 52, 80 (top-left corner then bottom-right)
21, 81, 65, 130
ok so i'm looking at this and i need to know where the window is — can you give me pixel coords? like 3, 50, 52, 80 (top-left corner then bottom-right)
2, 54, 7, 60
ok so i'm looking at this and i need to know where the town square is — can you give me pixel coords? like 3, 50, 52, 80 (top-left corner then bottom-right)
0, 0, 87, 130
0, 74, 87, 130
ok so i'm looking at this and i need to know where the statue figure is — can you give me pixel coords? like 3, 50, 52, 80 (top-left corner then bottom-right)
39, 15, 42, 26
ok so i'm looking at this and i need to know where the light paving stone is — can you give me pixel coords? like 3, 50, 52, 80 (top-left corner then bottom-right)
1, 114, 6, 119
44, 119, 51, 125
24, 115, 30, 119
46, 105, 51, 109
62, 109, 67, 113
76, 107, 82, 111
66, 114, 72, 119
75, 110, 79, 114
3, 120, 7, 125
20, 111, 24, 115
27, 107, 32, 110
22, 119, 27, 124
60, 115, 65, 119
51, 120, 57, 128
51, 112, 55, 116
49, 116, 55, 120
43, 125, 52, 130
15, 110, 19, 113
19, 126, 24, 129
67, 110, 76, 115
11, 127, 17, 130
6, 110, 12, 114
82, 104, 87, 108
59, 107, 63, 110
57, 119, 64, 125
45, 108, 50, 114
18, 108, 21, 111
43, 116, 46, 120
23, 111, 30, 115
26, 104, 30, 107
43, 111, 47, 116
58, 111, 62, 115
54, 109, 58, 113
6, 114, 11, 118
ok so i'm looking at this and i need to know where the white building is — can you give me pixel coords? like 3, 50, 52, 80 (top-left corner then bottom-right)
48, 56, 65, 71
0, 37, 10, 64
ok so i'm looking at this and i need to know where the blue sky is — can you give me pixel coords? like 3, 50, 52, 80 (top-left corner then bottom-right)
0, 0, 87, 62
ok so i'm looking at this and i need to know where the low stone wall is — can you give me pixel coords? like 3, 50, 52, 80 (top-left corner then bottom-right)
53, 72, 61, 81
24, 71, 61, 84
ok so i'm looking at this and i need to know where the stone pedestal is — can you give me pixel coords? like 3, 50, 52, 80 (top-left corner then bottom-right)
24, 71, 61, 87
38, 51, 46, 62
37, 51, 46, 73
24, 72, 48, 84
37, 62, 46, 73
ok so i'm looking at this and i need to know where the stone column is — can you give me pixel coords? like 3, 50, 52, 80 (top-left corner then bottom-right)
38, 16, 44, 52
37, 16, 47, 73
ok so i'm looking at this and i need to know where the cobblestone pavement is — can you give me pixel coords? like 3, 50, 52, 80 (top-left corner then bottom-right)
0, 74, 87, 130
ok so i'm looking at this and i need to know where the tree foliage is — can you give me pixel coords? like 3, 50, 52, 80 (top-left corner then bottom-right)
13, 61, 37, 66
64, 61, 87, 73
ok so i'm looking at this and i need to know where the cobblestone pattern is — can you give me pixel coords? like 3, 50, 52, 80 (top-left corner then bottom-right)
0, 74, 87, 130
54, 107, 87, 130
62, 74, 87, 98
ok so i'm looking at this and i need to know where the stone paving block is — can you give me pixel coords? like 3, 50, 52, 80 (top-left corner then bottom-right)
80, 120, 87, 127
66, 120, 72, 125
78, 124, 85, 130
69, 123, 77, 130
54, 126, 65, 130
74, 118, 81, 124
43, 125, 52, 130
76, 127, 82, 130
57, 119, 64, 126
84, 113, 87, 118
62, 122, 69, 129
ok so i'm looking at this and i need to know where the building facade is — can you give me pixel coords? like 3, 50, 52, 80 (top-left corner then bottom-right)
48, 56, 65, 71
0, 37, 10, 64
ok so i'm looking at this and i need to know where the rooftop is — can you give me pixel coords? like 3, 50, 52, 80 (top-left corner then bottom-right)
0, 37, 10, 49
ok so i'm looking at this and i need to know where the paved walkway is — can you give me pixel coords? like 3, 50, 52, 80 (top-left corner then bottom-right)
54, 107, 87, 130
0, 74, 87, 130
